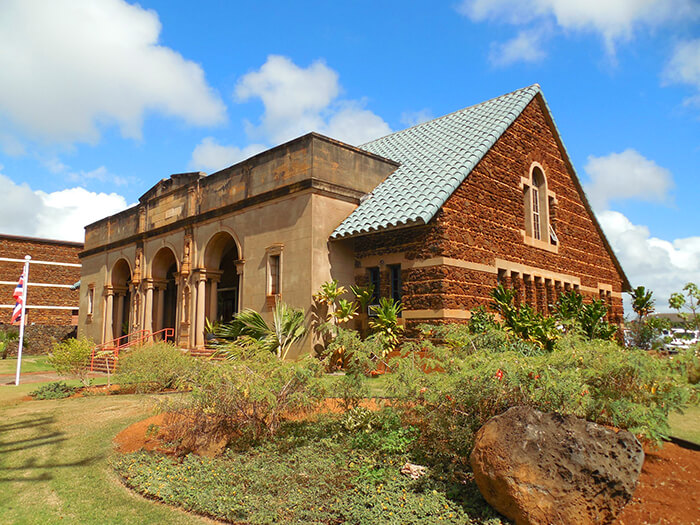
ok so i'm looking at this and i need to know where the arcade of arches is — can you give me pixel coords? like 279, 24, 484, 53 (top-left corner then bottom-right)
101, 232, 242, 348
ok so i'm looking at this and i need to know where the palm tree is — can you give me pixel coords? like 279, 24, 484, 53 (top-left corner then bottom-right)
218, 300, 306, 360
630, 286, 655, 323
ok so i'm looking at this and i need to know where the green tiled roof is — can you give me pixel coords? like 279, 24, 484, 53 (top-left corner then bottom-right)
331, 84, 541, 239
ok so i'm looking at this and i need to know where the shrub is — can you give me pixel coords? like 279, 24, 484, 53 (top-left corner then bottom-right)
160, 346, 325, 452
30, 381, 77, 399
115, 343, 198, 393
385, 327, 696, 468
47, 337, 94, 386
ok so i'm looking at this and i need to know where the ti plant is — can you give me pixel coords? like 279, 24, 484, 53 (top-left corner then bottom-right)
368, 297, 404, 358
334, 298, 359, 324
351, 284, 375, 314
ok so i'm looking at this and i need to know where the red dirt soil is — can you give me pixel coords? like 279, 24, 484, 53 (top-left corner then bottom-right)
114, 411, 700, 525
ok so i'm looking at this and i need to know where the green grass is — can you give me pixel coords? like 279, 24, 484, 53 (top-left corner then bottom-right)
0, 381, 210, 524
0, 355, 54, 375
669, 404, 700, 445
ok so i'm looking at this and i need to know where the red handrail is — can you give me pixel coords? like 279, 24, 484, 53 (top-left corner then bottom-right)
90, 327, 176, 371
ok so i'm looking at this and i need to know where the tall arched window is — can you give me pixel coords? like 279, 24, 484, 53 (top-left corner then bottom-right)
523, 164, 556, 248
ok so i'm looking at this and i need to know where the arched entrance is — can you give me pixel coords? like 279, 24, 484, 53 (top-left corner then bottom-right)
151, 247, 178, 339
204, 232, 240, 324
111, 259, 131, 339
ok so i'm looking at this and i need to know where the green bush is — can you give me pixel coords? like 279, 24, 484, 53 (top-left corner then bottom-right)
115, 342, 198, 393
385, 327, 696, 468
161, 346, 325, 451
47, 337, 94, 386
30, 381, 77, 399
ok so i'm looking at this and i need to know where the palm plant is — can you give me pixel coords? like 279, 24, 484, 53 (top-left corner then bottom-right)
630, 286, 655, 322
218, 300, 306, 360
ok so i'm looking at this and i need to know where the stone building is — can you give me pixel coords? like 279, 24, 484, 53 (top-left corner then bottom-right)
78, 85, 629, 356
0, 234, 82, 352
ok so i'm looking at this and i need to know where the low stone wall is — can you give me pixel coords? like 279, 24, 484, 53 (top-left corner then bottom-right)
1, 324, 77, 356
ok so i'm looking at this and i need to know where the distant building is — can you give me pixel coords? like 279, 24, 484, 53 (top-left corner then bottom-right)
0, 233, 82, 352
79, 85, 629, 357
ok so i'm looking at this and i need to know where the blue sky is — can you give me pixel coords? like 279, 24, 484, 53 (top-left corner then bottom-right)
0, 0, 698, 312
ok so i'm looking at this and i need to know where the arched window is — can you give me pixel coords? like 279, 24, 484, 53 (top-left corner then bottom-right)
523, 164, 557, 247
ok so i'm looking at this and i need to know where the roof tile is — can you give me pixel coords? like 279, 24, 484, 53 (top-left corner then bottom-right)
331, 84, 541, 239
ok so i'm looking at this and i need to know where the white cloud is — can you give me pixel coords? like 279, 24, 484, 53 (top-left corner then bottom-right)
190, 138, 266, 172
583, 149, 674, 210
458, 0, 699, 55
400, 109, 434, 128
0, 0, 225, 145
598, 210, 700, 313
489, 29, 547, 67
66, 166, 129, 186
234, 55, 391, 146
664, 38, 700, 107
0, 172, 129, 242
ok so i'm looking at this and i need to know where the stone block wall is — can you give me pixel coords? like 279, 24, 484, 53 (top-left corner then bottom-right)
352, 96, 626, 326
0, 234, 82, 353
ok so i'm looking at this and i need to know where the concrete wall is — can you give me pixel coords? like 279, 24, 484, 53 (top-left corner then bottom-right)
79, 133, 397, 356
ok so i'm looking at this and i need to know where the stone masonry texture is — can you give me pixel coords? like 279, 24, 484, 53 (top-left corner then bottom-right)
353, 97, 626, 324
0, 234, 82, 353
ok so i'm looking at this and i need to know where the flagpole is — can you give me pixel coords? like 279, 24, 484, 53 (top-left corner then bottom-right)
15, 255, 31, 386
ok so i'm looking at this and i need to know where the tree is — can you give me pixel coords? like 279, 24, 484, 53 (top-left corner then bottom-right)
629, 286, 655, 322
669, 282, 700, 330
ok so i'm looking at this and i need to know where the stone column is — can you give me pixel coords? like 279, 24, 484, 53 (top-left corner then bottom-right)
511, 272, 523, 307
524, 275, 534, 309
545, 279, 555, 314
554, 280, 563, 303
535, 277, 546, 314
209, 279, 218, 323
115, 293, 125, 339
103, 288, 114, 344
195, 272, 207, 348
144, 280, 154, 337
156, 286, 166, 333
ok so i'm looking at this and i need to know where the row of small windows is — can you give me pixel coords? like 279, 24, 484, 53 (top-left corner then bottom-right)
367, 264, 402, 307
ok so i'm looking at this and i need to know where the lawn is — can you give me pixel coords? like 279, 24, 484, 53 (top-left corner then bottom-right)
0, 382, 210, 524
0, 355, 54, 375
668, 404, 700, 445
0, 367, 696, 524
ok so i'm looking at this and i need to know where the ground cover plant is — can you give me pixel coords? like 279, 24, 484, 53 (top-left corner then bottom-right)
114, 412, 502, 525
110, 285, 697, 523
30, 381, 78, 399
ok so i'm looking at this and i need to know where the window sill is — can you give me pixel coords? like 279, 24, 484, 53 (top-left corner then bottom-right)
521, 231, 559, 254
265, 294, 281, 308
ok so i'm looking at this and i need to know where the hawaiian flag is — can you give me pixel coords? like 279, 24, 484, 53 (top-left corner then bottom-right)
10, 272, 24, 325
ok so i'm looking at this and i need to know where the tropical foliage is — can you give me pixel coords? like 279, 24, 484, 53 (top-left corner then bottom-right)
669, 282, 700, 330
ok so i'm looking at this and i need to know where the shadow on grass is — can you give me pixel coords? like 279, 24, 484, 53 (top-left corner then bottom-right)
0, 414, 102, 483
0, 416, 56, 433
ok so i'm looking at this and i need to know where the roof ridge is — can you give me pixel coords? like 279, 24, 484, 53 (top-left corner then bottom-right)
360, 84, 541, 147
332, 84, 542, 239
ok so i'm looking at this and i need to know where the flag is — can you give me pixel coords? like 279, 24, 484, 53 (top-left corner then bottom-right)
10, 272, 24, 325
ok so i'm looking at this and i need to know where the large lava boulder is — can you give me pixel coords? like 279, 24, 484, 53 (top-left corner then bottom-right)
470, 406, 644, 525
